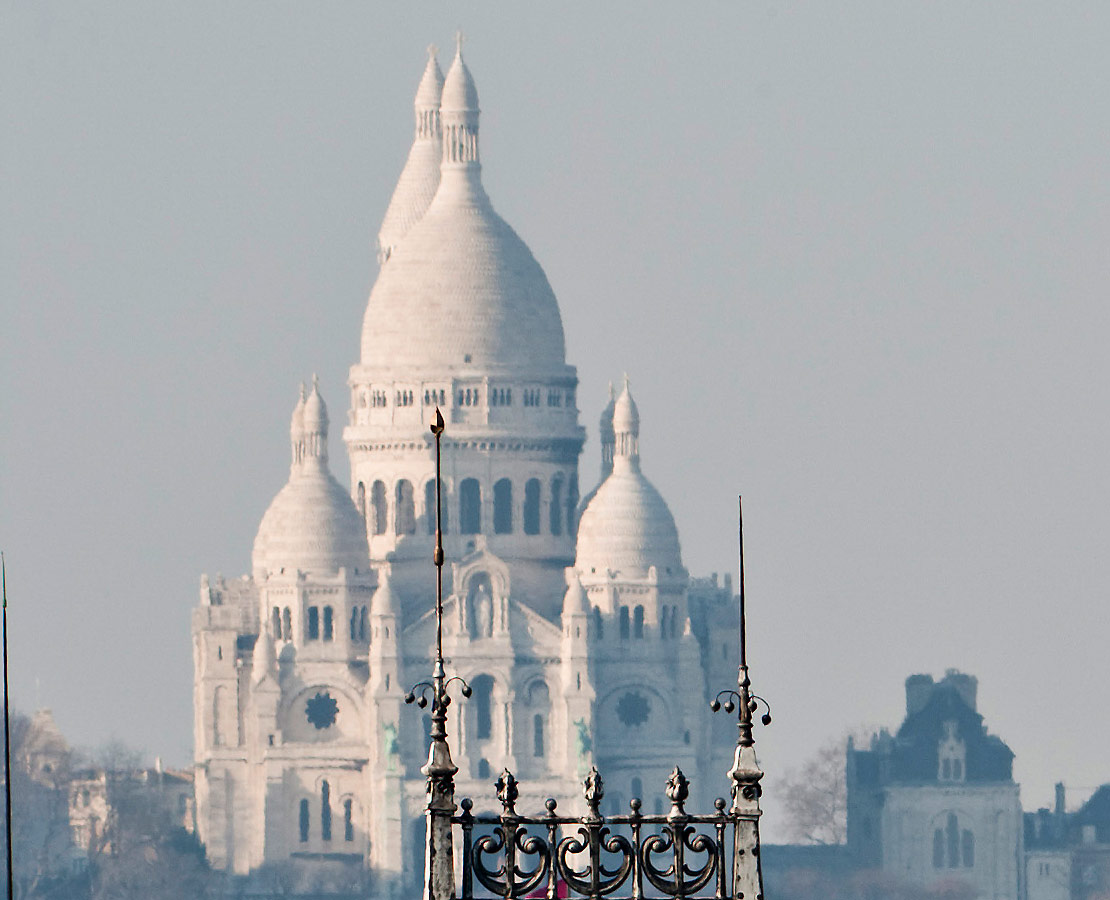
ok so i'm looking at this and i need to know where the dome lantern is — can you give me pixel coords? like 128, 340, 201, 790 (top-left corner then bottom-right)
575, 379, 683, 579
253, 382, 368, 579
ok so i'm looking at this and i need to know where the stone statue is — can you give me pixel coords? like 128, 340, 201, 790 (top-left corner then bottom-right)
475, 584, 493, 638
574, 718, 592, 774
382, 722, 399, 772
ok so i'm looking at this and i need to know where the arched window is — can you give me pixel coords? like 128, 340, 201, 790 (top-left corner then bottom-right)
308, 607, 320, 640
523, 479, 541, 535
593, 606, 603, 640
671, 607, 679, 639
370, 481, 387, 535
619, 607, 630, 640
272, 606, 282, 639
299, 798, 310, 843
349, 607, 358, 641
493, 479, 513, 534
631, 777, 643, 800
360, 607, 368, 642
395, 480, 416, 535
660, 606, 669, 640
478, 758, 491, 779
533, 714, 545, 757
323, 606, 334, 641
282, 607, 292, 641
356, 482, 366, 521
471, 674, 494, 740
550, 477, 564, 535
321, 781, 332, 842
460, 479, 481, 534
946, 813, 959, 869
344, 799, 354, 842
633, 606, 644, 639
567, 475, 579, 535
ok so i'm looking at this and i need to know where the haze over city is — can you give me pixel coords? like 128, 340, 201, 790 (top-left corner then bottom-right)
3, 2, 1109, 844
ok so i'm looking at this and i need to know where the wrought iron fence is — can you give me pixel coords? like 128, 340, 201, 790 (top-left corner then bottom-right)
452, 766, 746, 900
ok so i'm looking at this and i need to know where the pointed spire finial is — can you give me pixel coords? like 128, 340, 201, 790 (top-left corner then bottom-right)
455, 31, 464, 57
427, 43, 438, 62
311, 373, 320, 393
299, 381, 307, 402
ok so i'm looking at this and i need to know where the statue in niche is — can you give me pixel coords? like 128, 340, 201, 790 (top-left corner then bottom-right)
468, 573, 494, 639
382, 722, 399, 772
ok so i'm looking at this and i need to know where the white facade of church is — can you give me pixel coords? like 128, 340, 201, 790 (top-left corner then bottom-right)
192, 44, 740, 895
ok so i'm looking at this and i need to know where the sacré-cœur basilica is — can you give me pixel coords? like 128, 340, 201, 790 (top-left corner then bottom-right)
192, 42, 742, 894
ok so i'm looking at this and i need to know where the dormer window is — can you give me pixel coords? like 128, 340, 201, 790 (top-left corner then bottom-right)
938, 720, 966, 782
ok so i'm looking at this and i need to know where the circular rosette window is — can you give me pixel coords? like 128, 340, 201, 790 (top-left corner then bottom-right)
305, 691, 339, 730
616, 691, 650, 727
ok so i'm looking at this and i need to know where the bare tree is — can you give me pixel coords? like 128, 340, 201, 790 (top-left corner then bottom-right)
778, 736, 850, 845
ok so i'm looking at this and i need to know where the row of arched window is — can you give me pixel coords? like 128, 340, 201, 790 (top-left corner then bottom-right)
350, 606, 368, 642
271, 605, 368, 643
298, 781, 355, 844
590, 605, 681, 641
358, 385, 573, 411
423, 676, 549, 756
933, 814, 974, 869
356, 476, 578, 539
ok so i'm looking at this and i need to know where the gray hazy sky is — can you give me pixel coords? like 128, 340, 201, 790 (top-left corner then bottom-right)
3, 3, 1108, 837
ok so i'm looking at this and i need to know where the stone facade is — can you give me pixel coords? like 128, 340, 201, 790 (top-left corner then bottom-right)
847, 670, 1023, 900
192, 42, 739, 895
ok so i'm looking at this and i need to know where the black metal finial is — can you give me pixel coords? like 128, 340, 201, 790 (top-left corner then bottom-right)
710, 497, 770, 746
405, 408, 468, 781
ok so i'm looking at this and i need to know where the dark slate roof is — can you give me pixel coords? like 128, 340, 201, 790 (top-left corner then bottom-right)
853, 681, 1014, 785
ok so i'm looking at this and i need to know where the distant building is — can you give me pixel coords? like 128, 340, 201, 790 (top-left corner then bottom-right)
191, 42, 739, 895
68, 763, 195, 855
847, 670, 1023, 900
1026, 783, 1110, 900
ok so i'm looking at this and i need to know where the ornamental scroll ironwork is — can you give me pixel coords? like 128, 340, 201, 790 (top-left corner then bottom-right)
454, 766, 739, 900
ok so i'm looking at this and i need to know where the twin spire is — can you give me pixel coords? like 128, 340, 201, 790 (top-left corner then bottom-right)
377, 38, 482, 263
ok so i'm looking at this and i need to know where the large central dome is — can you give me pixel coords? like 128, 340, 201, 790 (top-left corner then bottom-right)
360, 45, 566, 377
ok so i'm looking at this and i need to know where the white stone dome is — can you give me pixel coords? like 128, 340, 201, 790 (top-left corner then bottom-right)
360, 47, 566, 376
575, 381, 683, 578
575, 467, 683, 578
252, 473, 368, 578
252, 385, 368, 578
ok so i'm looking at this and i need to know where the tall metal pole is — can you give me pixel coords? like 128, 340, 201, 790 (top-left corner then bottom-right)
2, 554, 14, 900
406, 409, 469, 900
727, 499, 766, 900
